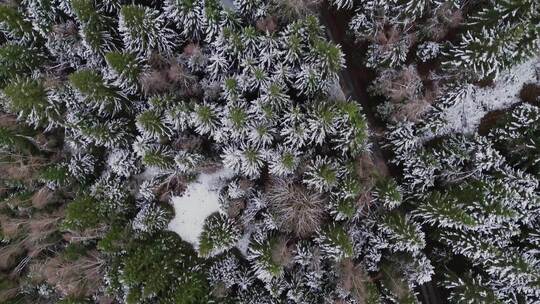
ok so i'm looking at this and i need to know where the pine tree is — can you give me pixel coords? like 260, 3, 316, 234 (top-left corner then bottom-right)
397, 252, 434, 288
445, 0, 540, 79
330, 0, 353, 10
373, 177, 403, 210
63, 195, 102, 231
104, 51, 145, 94
412, 187, 479, 230
90, 173, 132, 214
2, 77, 50, 127
70, 0, 117, 58
0, 4, 35, 41
174, 150, 204, 174
401, 0, 431, 21
304, 155, 343, 192
202, 0, 222, 42
384, 121, 421, 165
416, 41, 441, 62
486, 249, 540, 301
23, 0, 60, 37
221, 144, 243, 173
379, 211, 425, 255
119, 5, 176, 57
294, 64, 324, 96
378, 260, 421, 304
165, 100, 194, 132
281, 105, 309, 149
243, 65, 270, 92
136, 109, 173, 140
490, 103, 540, 176
191, 101, 221, 136
307, 101, 340, 146
77, 118, 131, 148
260, 81, 291, 110
67, 152, 96, 181
164, 0, 206, 41
316, 223, 354, 261
39, 163, 70, 189
220, 101, 251, 141
141, 145, 176, 170
0, 43, 44, 85
208, 254, 243, 292
239, 143, 266, 179
109, 231, 211, 304
267, 146, 299, 177
107, 149, 140, 178
308, 38, 345, 81
198, 212, 240, 257
69, 69, 125, 116
44, 19, 87, 68
132, 203, 173, 235
442, 270, 502, 304
247, 120, 275, 147
334, 101, 369, 157
248, 232, 292, 282
206, 50, 230, 80
0, 125, 39, 155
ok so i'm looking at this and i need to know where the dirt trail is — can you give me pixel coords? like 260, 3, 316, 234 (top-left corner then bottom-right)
318, 3, 396, 177
318, 3, 445, 304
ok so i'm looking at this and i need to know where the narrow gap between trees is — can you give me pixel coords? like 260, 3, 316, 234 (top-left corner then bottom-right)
318, 4, 445, 303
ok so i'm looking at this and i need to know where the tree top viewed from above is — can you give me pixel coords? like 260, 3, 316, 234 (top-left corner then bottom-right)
0, 0, 539, 303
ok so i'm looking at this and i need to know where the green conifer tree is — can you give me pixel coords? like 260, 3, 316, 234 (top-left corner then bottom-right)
198, 213, 240, 258
445, 0, 540, 79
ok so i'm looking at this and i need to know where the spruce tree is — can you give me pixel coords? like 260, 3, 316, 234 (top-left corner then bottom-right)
104, 51, 145, 94
0, 43, 44, 85
109, 232, 212, 304
2, 77, 50, 127
445, 0, 540, 79
68, 69, 125, 115
164, 0, 206, 41
70, 0, 117, 58
0, 4, 35, 40
119, 4, 176, 57
198, 212, 240, 257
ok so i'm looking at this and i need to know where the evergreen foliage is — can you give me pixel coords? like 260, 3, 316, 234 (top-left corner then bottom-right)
104, 51, 145, 94
108, 231, 211, 304
0, 0, 539, 302
2, 77, 49, 126
119, 4, 176, 57
198, 212, 240, 257
445, 0, 540, 79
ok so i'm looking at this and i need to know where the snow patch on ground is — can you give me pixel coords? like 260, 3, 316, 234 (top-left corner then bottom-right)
168, 167, 234, 247
425, 57, 540, 139
220, 0, 236, 10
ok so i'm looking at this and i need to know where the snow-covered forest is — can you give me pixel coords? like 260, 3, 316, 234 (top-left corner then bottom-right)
0, 0, 539, 303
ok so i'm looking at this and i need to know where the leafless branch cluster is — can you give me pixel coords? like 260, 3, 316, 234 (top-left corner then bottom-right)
267, 178, 327, 238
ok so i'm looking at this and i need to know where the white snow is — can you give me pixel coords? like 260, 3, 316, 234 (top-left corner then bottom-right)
423, 57, 540, 140
220, 0, 236, 10
168, 167, 234, 247
236, 225, 254, 257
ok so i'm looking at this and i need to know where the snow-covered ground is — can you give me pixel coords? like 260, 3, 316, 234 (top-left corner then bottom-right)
424, 57, 540, 140
168, 167, 234, 247
220, 0, 235, 10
